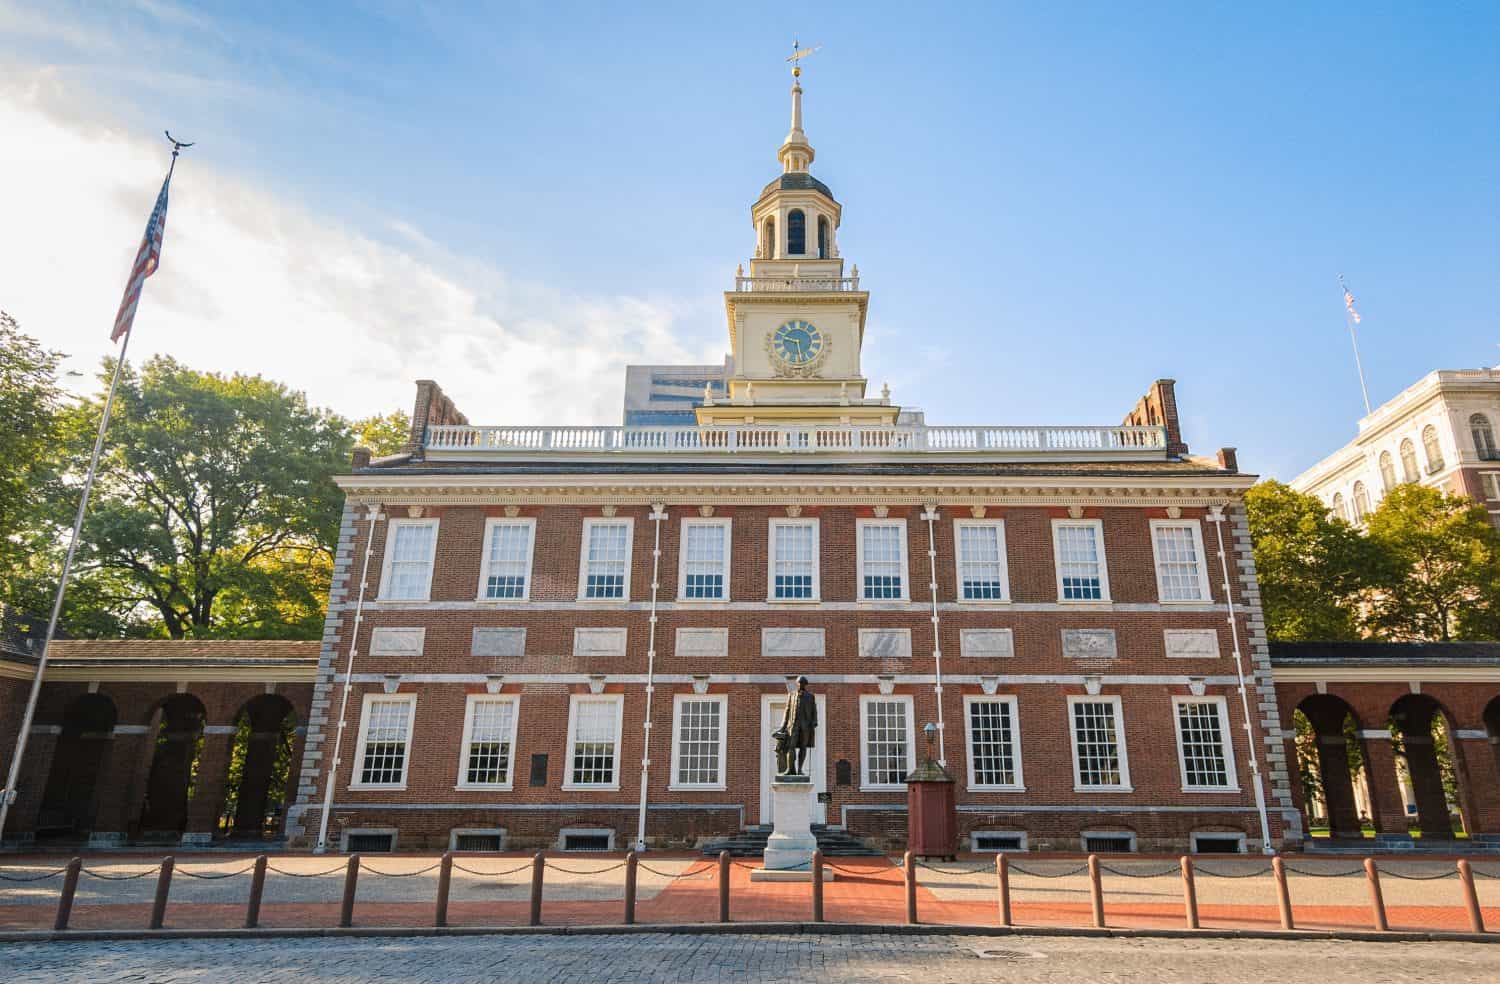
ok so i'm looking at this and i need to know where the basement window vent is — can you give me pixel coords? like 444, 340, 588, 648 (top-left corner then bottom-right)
451, 829, 506, 853
1082, 834, 1135, 854
1191, 834, 1246, 855
970, 832, 1026, 853
345, 832, 395, 853
563, 833, 612, 852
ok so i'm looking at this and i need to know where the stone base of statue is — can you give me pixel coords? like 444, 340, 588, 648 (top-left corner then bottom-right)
750, 775, 834, 882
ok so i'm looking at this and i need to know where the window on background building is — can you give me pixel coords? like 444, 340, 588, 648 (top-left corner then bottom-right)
460, 696, 518, 787
1331, 493, 1347, 522
1422, 425, 1445, 473
1174, 698, 1237, 791
480, 519, 534, 600
1378, 452, 1397, 492
817, 215, 829, 258
860, 696, 914, 789
580, 519, 632, 600
1472, 413, 1499, 460
565, 696, 621, 788
1150, 521, 1210, 602
1352, 482, 1370, 521
857, 520, 908, 600
354, 695, 415, 788
679, 519, 729, 601
1068, 697, 1129, 790
770, 519, 819, 600
1053, 520, 1109, 601
965, 697, 1021, 789
380, 519, 438, 600
672, 695, 726, 789
955, 520, 1009, 601
1484, 473, 1500, 501
787, 209, 806, 254
1399, 439, 1420, 483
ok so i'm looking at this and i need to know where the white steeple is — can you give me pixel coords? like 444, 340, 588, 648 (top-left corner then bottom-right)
778, 67, 814, 174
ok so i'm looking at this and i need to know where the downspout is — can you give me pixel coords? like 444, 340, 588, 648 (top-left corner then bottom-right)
1208, 504, 1274, 855
315, 503, 383, 854
920, 504, 947, 766
635, 503, 668, 852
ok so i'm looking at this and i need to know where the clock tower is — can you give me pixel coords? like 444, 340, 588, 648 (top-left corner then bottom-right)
696, 58, 892, 427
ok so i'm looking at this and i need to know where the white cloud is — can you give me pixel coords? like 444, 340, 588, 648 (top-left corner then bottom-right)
0, 69, 719, 425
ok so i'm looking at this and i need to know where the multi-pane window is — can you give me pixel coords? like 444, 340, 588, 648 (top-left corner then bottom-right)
1174, 698, 1236, 790
672, 696, 725, 788
858, 520, 907, 601
1352, 482, 1370, 521
1483, 473, 1500, 501
770, 520, 818, 600
860, 696, 913, 788
1069, 697, 1129, 790
355, 695, 414, 787
1473, 413, 1498, 460
1151, 521, 1209, 602
460, 697, 517, 787
480, 520, 534, 600
1054, 521, 1108, 601
679, 520, 729, 601
580, 519, 632, 600
956, 521, 1008, 601
965, 697, 1021, 789
381, 520, 438, 600
566, 697, 621, 788
1399, 439, 1420, 483
1422, 425, 1444, 472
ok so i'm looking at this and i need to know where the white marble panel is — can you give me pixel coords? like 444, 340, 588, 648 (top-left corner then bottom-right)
1061, 628, 1117, 660
472, 627, 526, 658
573, 627, 628, 659
1164, 629, 1220, 659
960, 628, 1015, 659
675, 627, 728, 659
761, 627, 825, 660
858, 628, 912, 659
369, 627, 424, 657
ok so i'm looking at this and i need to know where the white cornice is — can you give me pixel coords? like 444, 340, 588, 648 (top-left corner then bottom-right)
1271, 664, 1500, 684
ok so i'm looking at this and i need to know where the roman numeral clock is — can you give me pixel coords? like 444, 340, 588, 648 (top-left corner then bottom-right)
766, 319, 831, 377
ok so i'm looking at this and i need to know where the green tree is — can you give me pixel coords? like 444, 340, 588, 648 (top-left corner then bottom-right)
1363, 484, 1500, 641
353, 409, 410, 458
1244, 480, 1374, 641
0, 312, 65, 598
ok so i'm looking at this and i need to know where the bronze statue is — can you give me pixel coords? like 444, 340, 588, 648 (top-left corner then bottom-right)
773, 676, 817, 777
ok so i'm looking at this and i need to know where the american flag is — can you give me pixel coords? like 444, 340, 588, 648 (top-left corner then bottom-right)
1340, 276, 1362, 325
110, 171, 173, 342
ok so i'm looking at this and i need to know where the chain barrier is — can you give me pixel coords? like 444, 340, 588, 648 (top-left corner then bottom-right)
823, 861, 881, 876
913, 860, 996, 877
1008, 862, 1090, 878
362, 862, 442, 878
176, 863, 258, 880
1098, 862, 1182, 879
450, 861, 535, 878
636, 862, 716, 879
81, 865, 161, 881
0, 867, 68, 882
1281, 862, 1367, 878
267, 863, 349, 878
1193, 862, 1274, 879
1470, 867, 1500, 880
544, 860, 630, 876
730, 859, 762, 871
1374, 865, 1458, 881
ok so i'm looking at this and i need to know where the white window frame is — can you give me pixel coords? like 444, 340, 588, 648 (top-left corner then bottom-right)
1066, 694, 1132, 792
1171, 695, 1239, 793
561, 693, 624, 791
577, 517, 635, 602
669, 693, 728, 791
962, 694, 1024, 791
767, 517, 821, 602
1481, 471, 1500, 501
1148, 519, 1213, 603
677, 517, 732, 602
953, 519, 1010, 603
476, 517, 537, 602
1051, 519, 1111, 603
855, 518, 911, 603
349, 692, 417, 791
378, 518, 440, 601
858, 694, 916, 791
455, 694, 520, 791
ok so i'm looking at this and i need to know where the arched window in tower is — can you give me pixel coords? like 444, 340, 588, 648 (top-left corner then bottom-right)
787, 209, 806, 255
1399, 439, 1419, 483
1471, 413, 1498, 460
1331, 493, 1347, 522
1378, 451, 1396, 492
761, 217, 776, 259
817, 215, 829, 259
1351, 482, 1370, 521
1422, 425, 1444, 473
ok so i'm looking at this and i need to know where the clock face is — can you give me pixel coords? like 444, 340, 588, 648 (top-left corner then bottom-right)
771, 320, 824, 367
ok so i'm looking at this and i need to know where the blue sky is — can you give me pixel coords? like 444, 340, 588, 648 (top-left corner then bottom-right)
2, 1, 1496, 479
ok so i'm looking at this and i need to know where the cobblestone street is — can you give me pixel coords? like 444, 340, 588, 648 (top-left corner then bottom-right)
7, 932, 1500, 983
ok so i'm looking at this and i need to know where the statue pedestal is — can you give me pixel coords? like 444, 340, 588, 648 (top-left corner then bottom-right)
750, 777, 833, 882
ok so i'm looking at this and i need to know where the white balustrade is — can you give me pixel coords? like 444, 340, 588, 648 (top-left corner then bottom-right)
732, 276, 860, 292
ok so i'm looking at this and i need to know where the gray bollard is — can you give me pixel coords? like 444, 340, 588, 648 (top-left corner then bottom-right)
339, 854, 360, 928
53, 857, 82, 931
149, 856, 175, 930
435, 852, 453, 928
245, 854, 268, 929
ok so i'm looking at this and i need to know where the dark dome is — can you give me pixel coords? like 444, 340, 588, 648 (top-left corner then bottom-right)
758, 172, 837, 203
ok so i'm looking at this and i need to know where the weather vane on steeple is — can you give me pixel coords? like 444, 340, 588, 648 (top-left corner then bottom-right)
787, 38, 821, 78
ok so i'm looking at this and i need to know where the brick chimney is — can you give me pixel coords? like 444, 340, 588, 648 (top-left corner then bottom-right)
404, 379, 469, 459
1122, 378, 1188, 458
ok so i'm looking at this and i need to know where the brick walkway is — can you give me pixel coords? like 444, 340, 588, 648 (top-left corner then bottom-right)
3, 854, 1499, 936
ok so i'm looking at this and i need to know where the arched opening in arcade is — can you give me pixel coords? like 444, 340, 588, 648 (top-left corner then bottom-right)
219, 694, 298, 839
35, 694, 118, 841
1390, 694, 1469, 838
136, 693, 207, 840
1487, 697, 1500, 775
1293, 695, 1377, 839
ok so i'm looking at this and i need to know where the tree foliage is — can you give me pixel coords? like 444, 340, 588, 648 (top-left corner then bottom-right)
353, 409, 411, 458
0, 312, 65, 594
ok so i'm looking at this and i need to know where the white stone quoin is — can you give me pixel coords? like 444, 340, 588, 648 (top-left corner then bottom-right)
751, 779, 832, 882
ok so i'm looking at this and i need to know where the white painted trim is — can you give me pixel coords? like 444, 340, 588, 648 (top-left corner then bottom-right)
1148, 519, 1213, 603
669, 693, 729, 791
1271, 665, 1500, 683
962, 694, 1025, 792
677, 517, 732, 602
349, 692, 416, 791
1066, 694, 1132, 793
855, 518, 911, 602
476, 517, 537, 602
1051, 519, 1111, 603
562, 693, 624, 791
577, 517, 636, 602
351, 598, 1228, 614
339, 671, 1247, 687
858, 693, 916, 791
952, 518, 1011, 603
767, 517, 821, 602
1170, 695, 1240, 793
377, 518, 439, 601
455, 693, 519, 791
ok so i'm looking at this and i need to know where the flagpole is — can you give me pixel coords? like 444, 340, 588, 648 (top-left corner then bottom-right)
0, 136, 188, 846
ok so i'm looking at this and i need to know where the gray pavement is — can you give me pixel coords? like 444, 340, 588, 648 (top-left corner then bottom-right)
6, 932, 1500, 983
